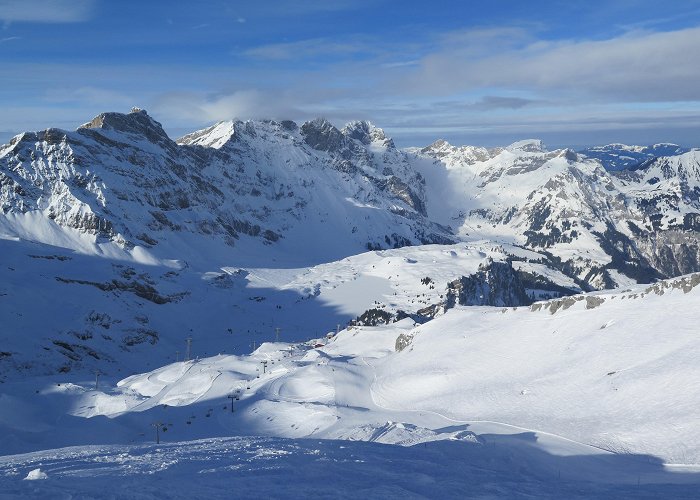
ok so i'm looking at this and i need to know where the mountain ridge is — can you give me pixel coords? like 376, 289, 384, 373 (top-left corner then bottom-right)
2, 108, 700, 288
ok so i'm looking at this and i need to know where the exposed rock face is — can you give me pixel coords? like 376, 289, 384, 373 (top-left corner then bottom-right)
530, 272, 700, 316
342, 121, 395, 149
301, 118, 346, 152
445, 261, 532, 308
636, 231, 700, 277
80, 109, 171, 147
395, 332, 414, 352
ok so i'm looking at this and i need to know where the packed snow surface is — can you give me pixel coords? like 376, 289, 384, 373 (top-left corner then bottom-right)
2, 436, 699, 499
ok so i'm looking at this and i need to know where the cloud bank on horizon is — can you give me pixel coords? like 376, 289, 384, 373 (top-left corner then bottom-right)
1, 0, 700, 147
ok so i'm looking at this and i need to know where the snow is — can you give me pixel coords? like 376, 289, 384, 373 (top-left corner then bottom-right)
370, 289, 700, 463
178, 121, 235, 149
3, 111, 700, 496
23, 468, 47, 480
506, 139, 547, 153
2, 269, 699, 497
4, 436, 699, 499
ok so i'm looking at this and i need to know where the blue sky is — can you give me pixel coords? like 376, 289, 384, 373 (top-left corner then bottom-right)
2, 0, 700, 147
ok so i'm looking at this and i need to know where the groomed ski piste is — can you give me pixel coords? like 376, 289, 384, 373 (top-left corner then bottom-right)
2, 242, 700, 498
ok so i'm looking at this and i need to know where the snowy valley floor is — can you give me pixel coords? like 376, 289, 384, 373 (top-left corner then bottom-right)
3, 239, 700, 497
4, 281, 700, 497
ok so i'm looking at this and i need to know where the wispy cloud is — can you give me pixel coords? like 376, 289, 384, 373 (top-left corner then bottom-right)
2, 18, 700, 149
405, 26, 700, 102
0, 0, 95, 23
381, 60, 419, 69
241, 25, 700, 107
470, 96, 538, 111
435, 26, 536, 56
244, 37, 378, 61
151, 89, 308, 124
0, 35, 19, 42
614, 7, 700, 32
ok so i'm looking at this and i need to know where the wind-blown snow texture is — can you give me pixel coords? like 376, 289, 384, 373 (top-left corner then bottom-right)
2, 109, 700, 497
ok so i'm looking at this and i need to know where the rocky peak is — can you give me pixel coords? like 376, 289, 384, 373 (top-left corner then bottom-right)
300, 118, 346, 152
506, 139, 547, 154
280, 120, 298, 132
79, 108, 171, 145
557, 148, 579, 162
4, 132, 30, 149
419, 141, 502, 167
342, 121, 395, 149
421, 139, 453, 156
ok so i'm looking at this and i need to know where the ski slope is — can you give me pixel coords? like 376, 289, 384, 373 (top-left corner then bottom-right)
2, 271, 700, 496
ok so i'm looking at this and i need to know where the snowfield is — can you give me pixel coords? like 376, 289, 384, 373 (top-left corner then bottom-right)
2, 436, 699, 499
2, 245, 700, 496
49, 273, 700, 465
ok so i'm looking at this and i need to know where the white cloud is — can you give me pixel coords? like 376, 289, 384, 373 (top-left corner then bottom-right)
240, 25, 700, 104
435, 26, 536, 56
0, 0, 94, 23
150, 90, 308, 124
2, 23, 700, 148
406, 26, 700, 102
470, 96, 538, 110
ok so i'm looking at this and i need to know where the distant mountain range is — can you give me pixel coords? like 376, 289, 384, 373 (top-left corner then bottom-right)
2, 108, 700, 291
578, 143, 690, 171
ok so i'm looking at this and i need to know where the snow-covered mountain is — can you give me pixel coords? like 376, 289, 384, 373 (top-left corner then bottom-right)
3, 109, 700, 290
417, 138, 700, 288
0, 109, 452, 270
0, 235, 579, 382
